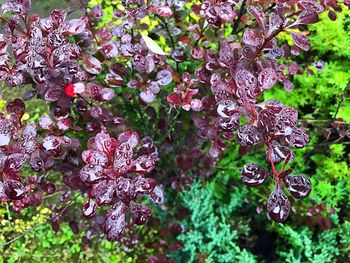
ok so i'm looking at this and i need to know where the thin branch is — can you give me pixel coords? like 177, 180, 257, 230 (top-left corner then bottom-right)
267, 143, 279, 178
1, 193, 81, 248
194, 23, 208, 47
1, 221, 48, 247
232, 0, 246, 35
299, 119, 350, 124
157, 109, 180, 145
155, 14, 179, 71
156, 14, 176, 50
333, 81, 350, 120
78, 0, 100, 46
249, 26, 284, 65
264, 3, 276, 13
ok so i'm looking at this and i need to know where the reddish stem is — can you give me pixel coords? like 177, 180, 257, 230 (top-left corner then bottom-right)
266, 143, 279, 179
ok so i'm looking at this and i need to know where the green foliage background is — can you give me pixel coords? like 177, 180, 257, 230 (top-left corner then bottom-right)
0, 1, 349, 262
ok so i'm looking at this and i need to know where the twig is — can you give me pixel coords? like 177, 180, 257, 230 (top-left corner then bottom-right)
333, 81, 350, 120
157, 110, 180, 145
78, 0, 100, 46
249, 26, 284, 65
266, 143, 279, 178
155, 14, 179, 71
1, 193, 81, 248
232, 0, 246, 35
1, 221, 48, 248
194, 23, 208, 47
156, 14, 176, 50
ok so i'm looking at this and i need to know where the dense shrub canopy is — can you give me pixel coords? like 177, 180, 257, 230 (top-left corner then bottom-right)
0, 0, 349, 262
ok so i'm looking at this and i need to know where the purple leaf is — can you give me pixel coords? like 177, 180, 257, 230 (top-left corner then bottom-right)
258, 68, 278, 91
235, 70, 257, 90
237, 125, 263, 146
42, 136, 61, 151
50, 9, 67, 26
140, 89, 156, 104
241, 163, 268, 187
247, 5, 265, 29
104, 202, 126, 241
2, 0, 31, 16
4, 179, 26, 200
133, 177, 156, 194
268, 12, 283, 35
217, 100, 239, 118
260, 100, 284, 113
257, 109, 276, 134
5, 153, 25, 171
0, 133, 11, 146
95, 132, 117, 157
267, 185, 290, 222
39, 116, 54, 130
80, 165, 104, 183
115, 177, 134, 203
130, 202, 152, 225
290, 32, 311, 51
284, 175, 311, 199
314, 60, 325, 71
105, 72, 124, 87
82, 199, 97, 219
243, 29, 264, 47
82, 150, 109, 167
83, 55, 103, 75
268, 142, 295, 164
100, 88, 115, 101
100, 41, 119, 58
217, 115, 240, 131
149, 185, 164, 205
114, 143, 133, 176
300, 0, 324, 13
156, 69, 172, 86
117, 130, 139, 148
286, 128, 309, 148
0, 181, 10, 202
156, 6, 173, 17
191, 46, 205, 60
292, 9, 318, 26
283, 80, 294, 92
90, 180, 116, 206
60, 19, 87, 35
130, 154, 156, 174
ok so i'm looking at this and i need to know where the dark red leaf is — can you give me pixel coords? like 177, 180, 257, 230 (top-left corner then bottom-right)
241, 163, 268, 187
104, 202, 126, 241
4, 179, 26, 200
284, 174, 311, 199
83, 55, 103, 75
80, 164, 104, 183
237, 125, 263, 146
267, 185, 290, 222
258, 68, 278, 91
133, 177, 156, 194
243, 29, 264, 47
82, 198, 97, 219
130, 202, 152, 225
290, 32, 311, 51
90, 180, 116, 206
148, 186, 164, 205
247, 5, 265, 29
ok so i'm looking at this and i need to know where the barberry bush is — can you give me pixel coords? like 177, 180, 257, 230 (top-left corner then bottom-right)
0, 0, 349, 261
